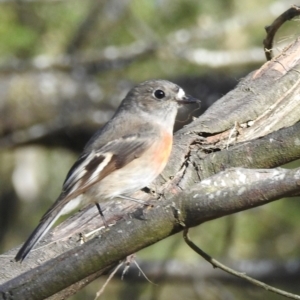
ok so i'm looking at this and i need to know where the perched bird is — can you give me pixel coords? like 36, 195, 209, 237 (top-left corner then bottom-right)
15, 79, 199, 262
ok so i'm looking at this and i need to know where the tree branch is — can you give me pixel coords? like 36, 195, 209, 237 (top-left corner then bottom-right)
183, 229, 300, 300
1, 167, 300, 299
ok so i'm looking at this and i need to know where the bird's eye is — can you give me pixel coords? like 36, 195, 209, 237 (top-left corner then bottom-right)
154, 89, 165, 99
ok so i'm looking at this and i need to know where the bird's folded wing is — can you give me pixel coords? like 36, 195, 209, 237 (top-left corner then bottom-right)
40, 133, 155, 220
64, 133, 154, 193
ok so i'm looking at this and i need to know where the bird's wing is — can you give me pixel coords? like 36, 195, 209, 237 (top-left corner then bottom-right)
43, 133, 155, 217
63, 133, 153, 194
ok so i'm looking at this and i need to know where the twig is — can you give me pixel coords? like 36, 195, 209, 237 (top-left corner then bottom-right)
263, 5, 300, 60
132, 260, 156, 285
94, 261, 123, 300
94, 254, 156, 299
183, 228, 300, 300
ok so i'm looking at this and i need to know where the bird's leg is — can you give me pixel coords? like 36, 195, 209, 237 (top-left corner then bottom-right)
82, 196, 150, 243
79, 203, 108, 243
95, 202, 108, 228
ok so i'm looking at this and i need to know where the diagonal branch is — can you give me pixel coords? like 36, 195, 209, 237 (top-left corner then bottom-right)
183, 229, 300, 300
1, 167, 300, 299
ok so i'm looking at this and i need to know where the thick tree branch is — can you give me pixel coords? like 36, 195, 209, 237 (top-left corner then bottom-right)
197, 122, 300, 179
1, 167, 300, 299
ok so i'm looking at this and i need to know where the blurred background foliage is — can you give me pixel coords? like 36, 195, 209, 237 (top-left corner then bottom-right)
1, 0, 300, 299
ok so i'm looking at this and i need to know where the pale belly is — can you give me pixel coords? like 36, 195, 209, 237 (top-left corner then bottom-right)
89, 133, 173, 199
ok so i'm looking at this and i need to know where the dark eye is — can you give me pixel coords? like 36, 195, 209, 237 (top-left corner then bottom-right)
154, 89, 165, 99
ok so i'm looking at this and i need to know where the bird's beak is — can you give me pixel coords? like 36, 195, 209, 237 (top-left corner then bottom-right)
177, 94, 200, 105
175, 87, 200, 105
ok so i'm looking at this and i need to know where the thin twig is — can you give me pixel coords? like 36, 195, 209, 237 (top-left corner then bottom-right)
183, 228, 300, 300
94, 261, 123, 300
94, 254, 156, 299
132, 260, 157, 285
263, 5, 300, 60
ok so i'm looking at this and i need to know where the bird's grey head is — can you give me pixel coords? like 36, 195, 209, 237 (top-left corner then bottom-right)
121, 79, 198, 113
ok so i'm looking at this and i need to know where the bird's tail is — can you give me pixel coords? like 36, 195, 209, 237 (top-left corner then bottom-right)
15, 206, 63, 262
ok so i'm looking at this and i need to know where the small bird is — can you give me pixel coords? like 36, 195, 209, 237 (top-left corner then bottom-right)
15, 79, 199, 262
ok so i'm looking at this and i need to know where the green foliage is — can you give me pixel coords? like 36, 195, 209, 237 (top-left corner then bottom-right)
0, 7, 39, 56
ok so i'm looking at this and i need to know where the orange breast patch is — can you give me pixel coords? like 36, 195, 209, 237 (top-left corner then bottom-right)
151, 131, 173, 173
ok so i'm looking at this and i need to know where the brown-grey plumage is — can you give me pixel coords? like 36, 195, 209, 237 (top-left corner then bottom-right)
15, 79, 199, 262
